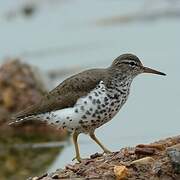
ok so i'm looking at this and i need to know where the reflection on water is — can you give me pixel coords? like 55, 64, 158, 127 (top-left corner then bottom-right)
0, 126, 67, 180
0, 146, 59, 180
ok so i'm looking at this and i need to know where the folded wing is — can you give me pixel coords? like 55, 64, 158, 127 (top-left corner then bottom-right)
13, 68, 107, 119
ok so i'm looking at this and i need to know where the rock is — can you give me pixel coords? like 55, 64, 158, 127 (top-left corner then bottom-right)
65, 164, 79, 172
135, 143, 166, 157
152, 162, 163, 176
51, 173, 59, 179
135, 147, 156, 156
130, 157, 155, 166
166, 143, 180, 173
40, 177, 52, 180
137, 143, 165, 151
0, 59, 47, 121
31, 177, 38, 180
114, 165, 128, 180
90, 152, 103, 159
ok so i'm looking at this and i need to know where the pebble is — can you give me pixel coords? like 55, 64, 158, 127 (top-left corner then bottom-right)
114, 165, 128, 180
135, 147, 156, 156
136, 144, 165, 151
90, 152, 103, 159
32, 177, 38, 180
166, 143, 180, 173
130, 157, 155, 166
152, 162, 163, 176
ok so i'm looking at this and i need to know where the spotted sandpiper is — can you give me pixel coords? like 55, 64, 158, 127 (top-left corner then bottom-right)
10, 53, 166, 162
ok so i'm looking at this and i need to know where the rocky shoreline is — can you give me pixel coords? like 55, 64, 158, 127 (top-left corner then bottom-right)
30, 135, 180, 180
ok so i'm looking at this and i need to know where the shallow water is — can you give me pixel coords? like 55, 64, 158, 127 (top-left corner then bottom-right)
0, 0, 180, 178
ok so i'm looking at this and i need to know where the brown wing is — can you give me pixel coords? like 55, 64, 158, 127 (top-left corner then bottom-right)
13, 68, 107, 119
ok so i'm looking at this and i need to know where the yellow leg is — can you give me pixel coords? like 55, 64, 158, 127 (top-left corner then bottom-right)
72, 131, 82, 162
89, 132, 111, 154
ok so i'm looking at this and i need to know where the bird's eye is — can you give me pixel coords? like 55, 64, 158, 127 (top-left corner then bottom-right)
129, 61, 136, 67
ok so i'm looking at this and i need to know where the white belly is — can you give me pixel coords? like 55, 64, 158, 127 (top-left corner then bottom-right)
37, 81, 125, 133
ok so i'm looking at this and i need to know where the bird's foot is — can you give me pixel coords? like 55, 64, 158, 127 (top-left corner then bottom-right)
103, 149, 112, 154
72, 155, 82, 163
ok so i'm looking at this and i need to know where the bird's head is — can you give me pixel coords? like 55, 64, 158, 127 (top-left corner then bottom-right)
111, 53, 166, 78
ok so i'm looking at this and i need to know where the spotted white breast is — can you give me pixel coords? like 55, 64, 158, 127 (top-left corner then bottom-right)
34, 80, 129, 134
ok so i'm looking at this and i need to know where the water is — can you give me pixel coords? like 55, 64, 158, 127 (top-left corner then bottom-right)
0, 0, 180, 178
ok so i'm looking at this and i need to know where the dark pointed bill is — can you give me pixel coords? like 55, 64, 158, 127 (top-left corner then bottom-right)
142, 66, 166, 76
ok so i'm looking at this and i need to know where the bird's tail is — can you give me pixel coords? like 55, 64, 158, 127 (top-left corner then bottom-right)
8, 103, 41, 126
8, 115, 34, 126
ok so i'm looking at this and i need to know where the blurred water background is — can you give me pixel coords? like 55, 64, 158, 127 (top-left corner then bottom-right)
0, 0, 180, 179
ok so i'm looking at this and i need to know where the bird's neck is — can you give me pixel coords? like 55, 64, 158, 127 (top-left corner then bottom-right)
104, 72, 133, 101
107, 70, 134, 90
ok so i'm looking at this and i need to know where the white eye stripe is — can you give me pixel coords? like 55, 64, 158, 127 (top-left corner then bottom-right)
122, 61, 138, 66
114, 60, 139, 67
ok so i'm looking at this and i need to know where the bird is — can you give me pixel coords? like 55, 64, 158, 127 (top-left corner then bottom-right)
9, 53, 166, 162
